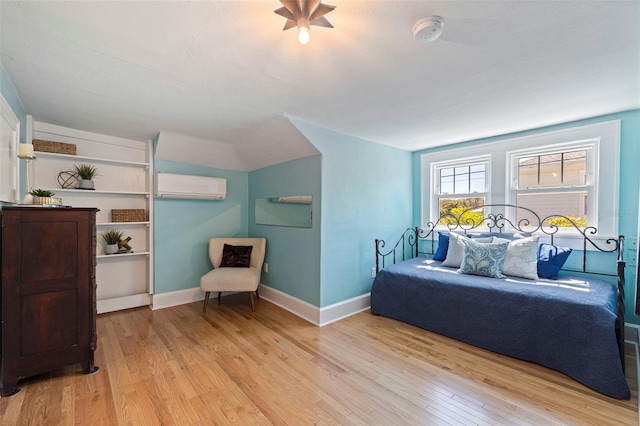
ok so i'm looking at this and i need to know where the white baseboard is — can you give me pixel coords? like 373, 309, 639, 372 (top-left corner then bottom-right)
98, 293, 151, 314
151, 287, 249, 310
151, 287, 205, 310
319, 293, 371, 326
259, 285, 371, 327
625, 322, 640, 345
259, 285, 320, 325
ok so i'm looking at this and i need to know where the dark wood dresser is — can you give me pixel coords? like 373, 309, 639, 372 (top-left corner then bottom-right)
1, 206, 99, 396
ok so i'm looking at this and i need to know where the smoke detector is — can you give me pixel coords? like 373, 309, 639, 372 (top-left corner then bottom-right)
413, 16, 444, 43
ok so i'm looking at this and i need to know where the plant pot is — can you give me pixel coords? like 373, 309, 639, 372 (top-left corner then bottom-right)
105, 244, 119, 255
78, 179, 94, 190
32, 196, 63, 205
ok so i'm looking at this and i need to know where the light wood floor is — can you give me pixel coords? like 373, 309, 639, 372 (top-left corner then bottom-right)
1, 293, 637, 425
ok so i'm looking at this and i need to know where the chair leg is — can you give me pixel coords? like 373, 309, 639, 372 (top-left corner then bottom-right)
203, 292, 210, 313
255, 288, 260, 300
217, 291, 222, 301
248, 292, 255, 312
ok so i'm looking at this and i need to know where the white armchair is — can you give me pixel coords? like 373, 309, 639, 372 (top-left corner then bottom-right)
200, 237, 266, 313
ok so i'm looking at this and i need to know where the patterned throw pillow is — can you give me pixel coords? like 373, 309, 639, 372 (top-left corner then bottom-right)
459, 239, 510, 278
493, 236, 540, 279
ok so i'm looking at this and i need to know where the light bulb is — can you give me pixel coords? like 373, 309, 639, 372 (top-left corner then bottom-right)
298, 26, 310, 44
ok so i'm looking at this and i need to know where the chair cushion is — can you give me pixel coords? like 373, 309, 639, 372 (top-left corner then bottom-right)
220, 244, 253, 268
200, 267, 261, 292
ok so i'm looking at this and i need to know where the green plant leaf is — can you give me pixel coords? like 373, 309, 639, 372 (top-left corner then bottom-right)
30, 188, 55, 197
74, 163, 99, 180
101, 229, 124, 245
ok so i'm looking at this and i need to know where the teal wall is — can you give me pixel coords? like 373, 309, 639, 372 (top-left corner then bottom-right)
413, 109, 640, 324
249, 155, 322, 306
291, 119, 413, 307
153, 160, 249, 294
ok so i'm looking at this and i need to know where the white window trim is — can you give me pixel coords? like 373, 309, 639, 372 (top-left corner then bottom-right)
506, 140, 598, 232
431, 155, 491, 222
421, 120, 620, 248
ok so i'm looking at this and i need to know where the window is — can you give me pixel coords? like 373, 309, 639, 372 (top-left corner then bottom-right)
433, 157, 489, 226
509, 146, 595, 229
421, 120, 620, 239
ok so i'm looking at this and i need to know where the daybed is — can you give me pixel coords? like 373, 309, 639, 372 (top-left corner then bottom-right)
371, 204, 629, 399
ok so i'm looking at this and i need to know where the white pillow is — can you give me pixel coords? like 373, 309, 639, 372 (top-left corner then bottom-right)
442, 233, 494, 268
493, 235, 540, 279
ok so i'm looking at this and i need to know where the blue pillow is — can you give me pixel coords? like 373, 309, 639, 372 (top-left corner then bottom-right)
537, 243, 572, 279
433, 232, 449, 261
459, 239, 510, 278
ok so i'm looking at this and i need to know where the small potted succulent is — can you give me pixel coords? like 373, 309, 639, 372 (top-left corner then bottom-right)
74, 163, 99, 190
30, 189, 62, 205
102, 229, 123, 255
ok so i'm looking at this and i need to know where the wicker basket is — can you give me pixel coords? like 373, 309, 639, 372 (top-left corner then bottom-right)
33, 139, 77, 155
111, 209, 146, 222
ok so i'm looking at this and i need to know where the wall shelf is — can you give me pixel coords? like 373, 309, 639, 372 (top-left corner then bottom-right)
43, 188, 149, 196
97, 251, 150, 259
97, 221, 149, 226
34, 151, 148, 168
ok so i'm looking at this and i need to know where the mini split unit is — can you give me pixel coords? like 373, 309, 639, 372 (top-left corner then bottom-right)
154, 172, 227, 200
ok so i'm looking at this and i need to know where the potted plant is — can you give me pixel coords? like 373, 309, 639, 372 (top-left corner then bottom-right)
102, 229, 123, 254
74, 164, 99, 190
30, 189, 62, 205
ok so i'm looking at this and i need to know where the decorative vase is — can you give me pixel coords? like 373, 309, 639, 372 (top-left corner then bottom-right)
32, 196, 63, 205
105, 244, 119, 255
78, 179, 94, 190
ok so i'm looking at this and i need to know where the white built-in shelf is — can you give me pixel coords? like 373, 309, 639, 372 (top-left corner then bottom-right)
43, 188, 149, 196
97, 251, 150, 259
35, 151, 149, 168
97, 221, 150, 226
33, 120, 153, 315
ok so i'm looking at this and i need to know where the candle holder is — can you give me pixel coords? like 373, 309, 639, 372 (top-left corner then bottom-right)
17, 153, 36, 204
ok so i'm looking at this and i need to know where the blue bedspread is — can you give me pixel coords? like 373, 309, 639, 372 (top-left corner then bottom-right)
370, 257, 630, 399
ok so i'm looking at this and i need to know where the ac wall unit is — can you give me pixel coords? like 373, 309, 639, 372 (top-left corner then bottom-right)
155, 172, 227, 200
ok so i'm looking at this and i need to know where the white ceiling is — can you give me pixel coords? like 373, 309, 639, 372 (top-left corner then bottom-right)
1, 1, 638, 171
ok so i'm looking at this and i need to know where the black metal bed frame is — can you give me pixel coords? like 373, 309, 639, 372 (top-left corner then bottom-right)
375, 204, 627, 371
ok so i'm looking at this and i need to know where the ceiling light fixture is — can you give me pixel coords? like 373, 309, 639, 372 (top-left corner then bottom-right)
298, 20, 310, 44
274, 0, 336, 45
413, 16, 444, 43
